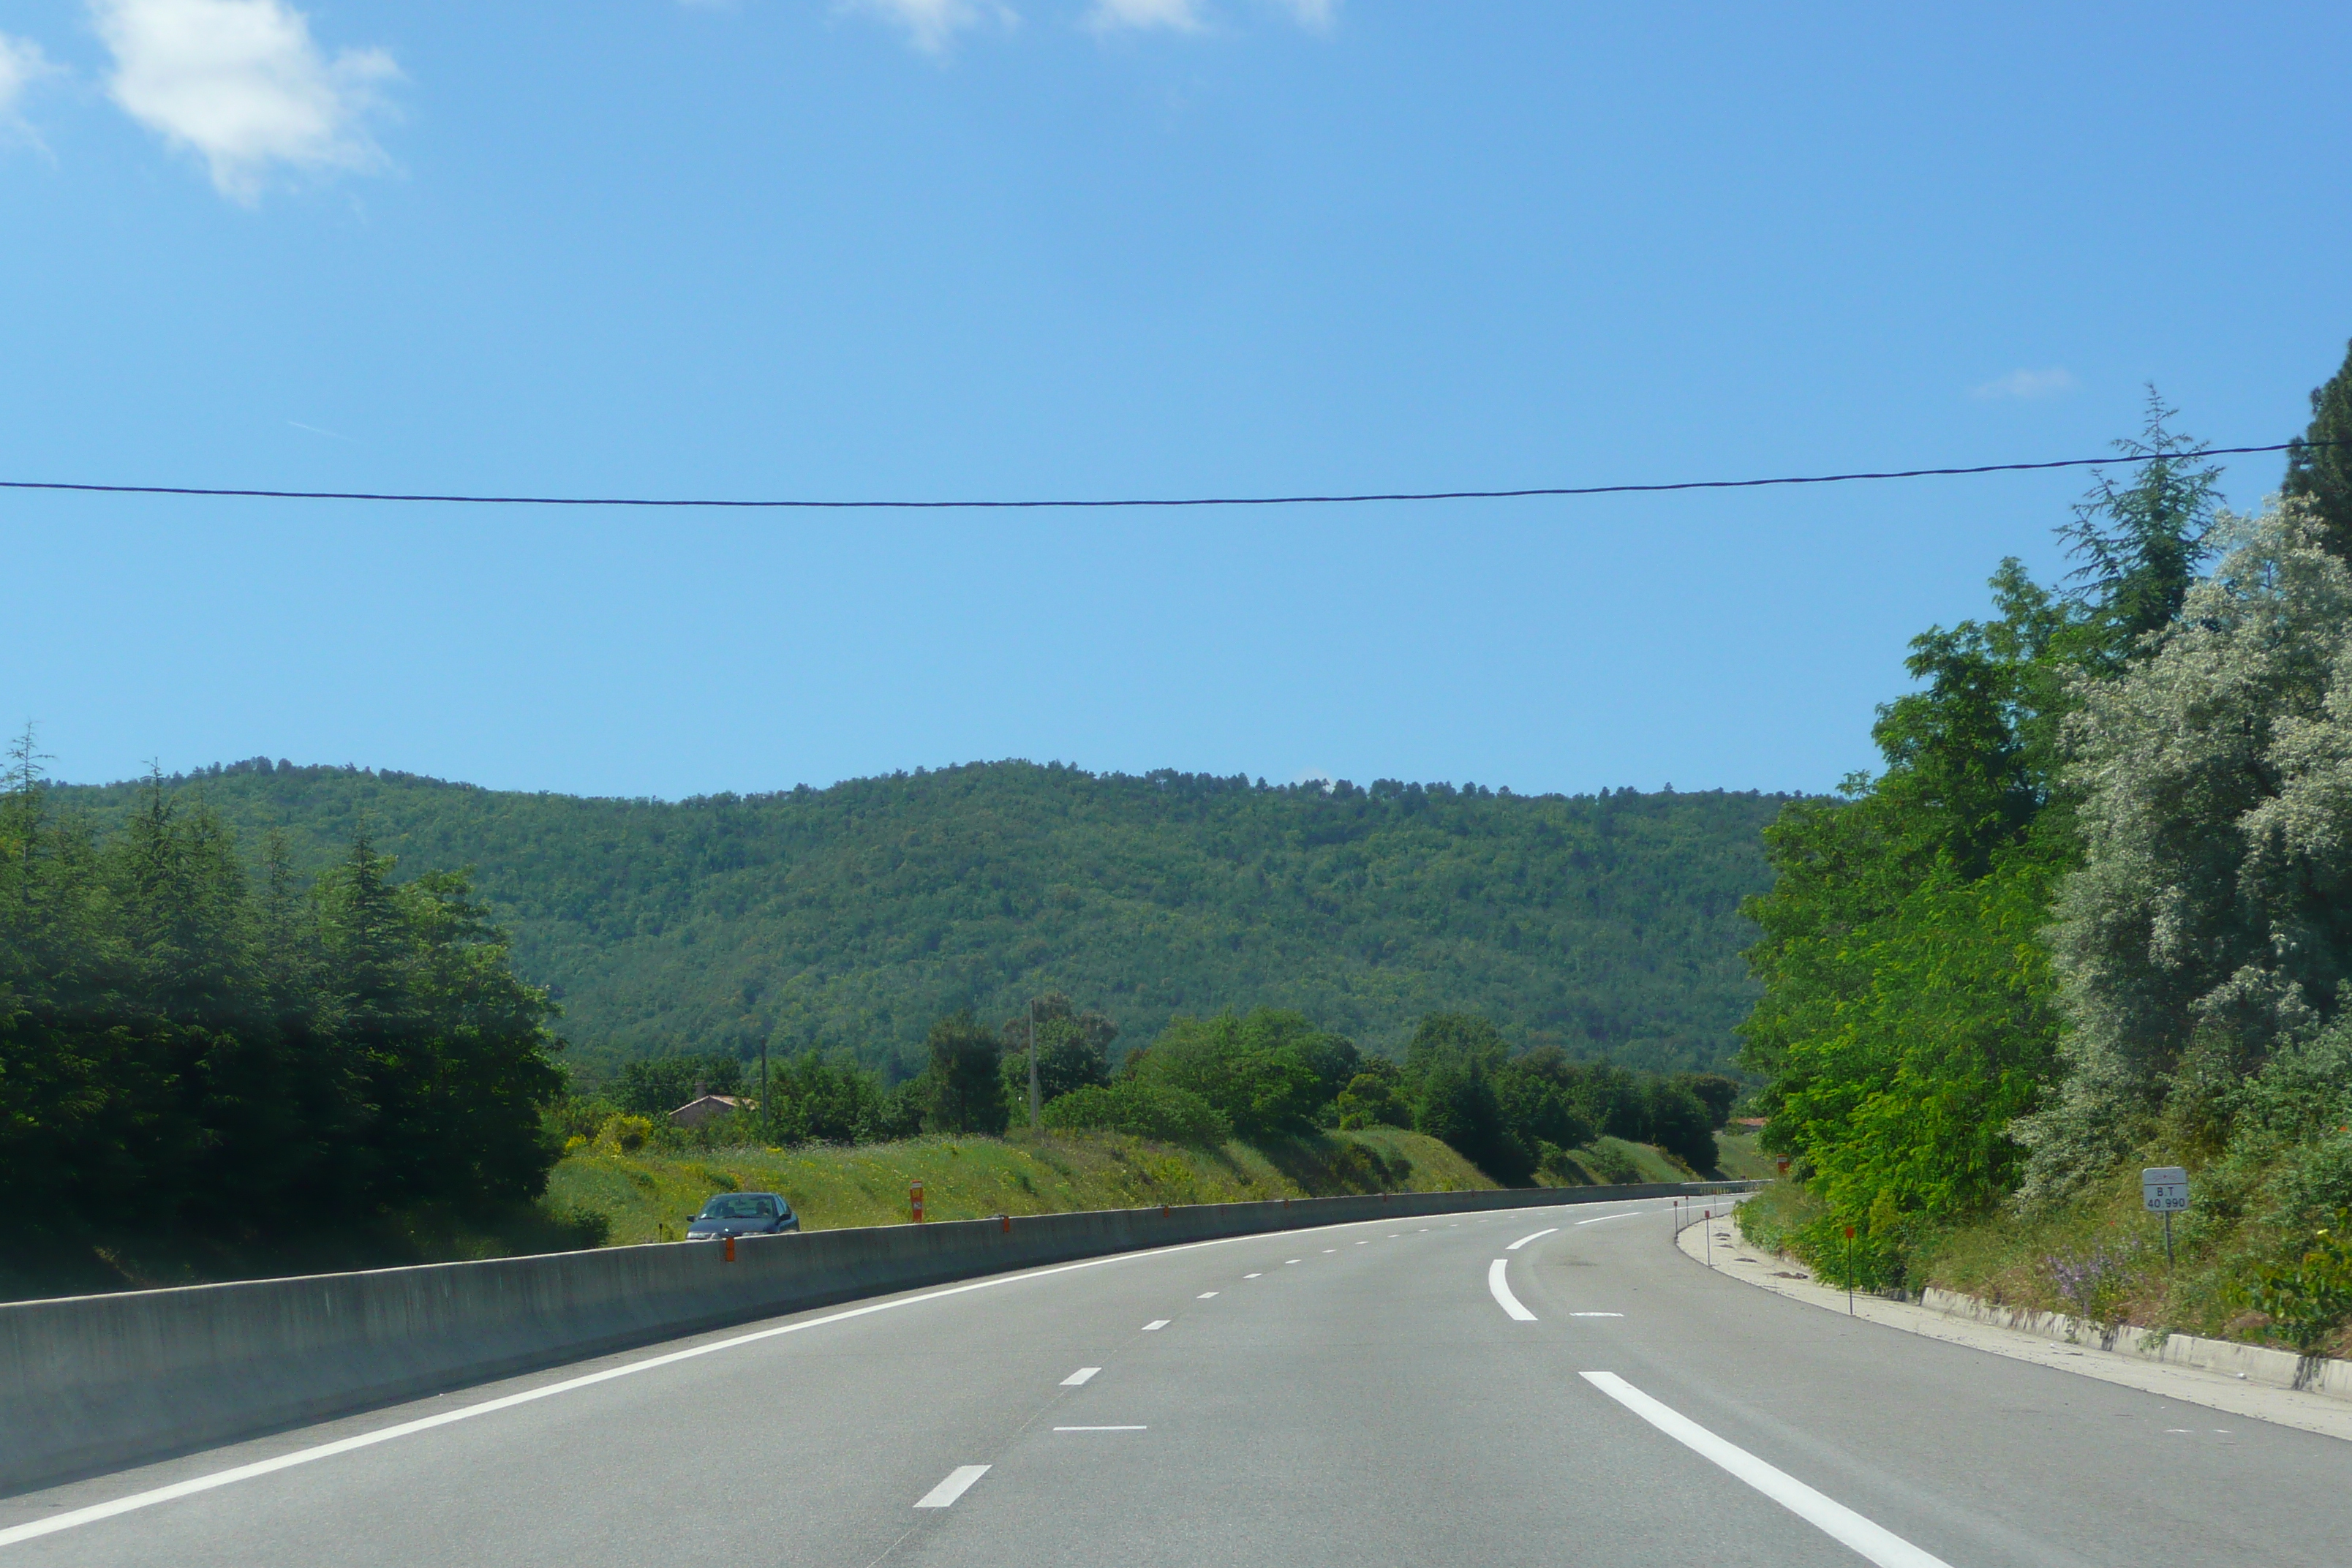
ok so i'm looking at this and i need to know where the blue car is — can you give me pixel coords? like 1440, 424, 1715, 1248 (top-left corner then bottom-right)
686, 1192, 799, 1239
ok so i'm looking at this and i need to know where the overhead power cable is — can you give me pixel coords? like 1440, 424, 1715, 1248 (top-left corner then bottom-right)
0, 440, 2329, 511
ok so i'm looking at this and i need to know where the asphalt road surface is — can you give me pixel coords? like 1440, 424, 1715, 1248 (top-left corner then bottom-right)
4, 1196, 2347, 1567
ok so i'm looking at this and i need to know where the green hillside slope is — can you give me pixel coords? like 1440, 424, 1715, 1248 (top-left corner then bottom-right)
56, 761, 1784, 1078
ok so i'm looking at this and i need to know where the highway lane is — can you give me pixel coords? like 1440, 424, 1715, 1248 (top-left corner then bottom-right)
4, 1196, 2348, 1566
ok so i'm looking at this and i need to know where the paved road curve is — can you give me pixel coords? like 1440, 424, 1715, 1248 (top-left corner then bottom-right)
4, 1197, 2347, 1567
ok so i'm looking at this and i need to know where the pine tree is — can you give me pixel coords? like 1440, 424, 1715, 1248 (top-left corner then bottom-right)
2057, 388, 2221, 652
2284, 338, 2352, 559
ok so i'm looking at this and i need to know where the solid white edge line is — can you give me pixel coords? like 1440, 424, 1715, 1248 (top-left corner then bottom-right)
1507, 1227, 1558, 1251
1578, 1373, 1953, 1568
913, 1464, 990, 1509
1487, 1258, 1537, 1322
1051, 1425, 1147, 1431
1, 1194, 1734, 1549
1060, 1367, 1100, 1386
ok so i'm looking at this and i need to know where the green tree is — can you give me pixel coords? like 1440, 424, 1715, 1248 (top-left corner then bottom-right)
0, 771, 564, 1275
1673, 1072, 1741, 1128
1336, 1059, 1412, 1129
1642, 1080, 1718, 1173
2020, 504, 2352, 1199
1496, 1049, 1599, 1151
1000, 992, 1116, 1112
920, 1011, 1008, 1135
766, 1052, 889, 1145
2285, 339, 2352, 561
1403, 1012, 1509, 1084
1738, 447, 2180, 1263
1124, 1009, 1336, 1141
1414, 1058, 1532, 1185
2057, 390, 2221, 652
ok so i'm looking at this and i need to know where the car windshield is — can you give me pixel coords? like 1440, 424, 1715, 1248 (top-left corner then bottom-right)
701, 1196, 773, 1219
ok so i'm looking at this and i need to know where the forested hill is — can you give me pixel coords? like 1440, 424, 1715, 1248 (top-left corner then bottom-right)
55, 762, 1787, 1080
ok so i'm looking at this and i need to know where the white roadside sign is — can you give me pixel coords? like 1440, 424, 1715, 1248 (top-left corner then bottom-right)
2141, 1166, 2190, 1213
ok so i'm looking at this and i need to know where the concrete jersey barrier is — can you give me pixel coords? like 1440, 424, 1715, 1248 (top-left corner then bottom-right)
1, 1178, 1757, 1494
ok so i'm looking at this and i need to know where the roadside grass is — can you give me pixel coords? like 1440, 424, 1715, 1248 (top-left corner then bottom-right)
1710, 1131, 1779, 1180
1925, 1150, 2334, 1351
1730, 1150, 2351, 1358
546, 1127, 1499, 1246
1548, 1136, 1689, 1186
1733, 1179, 1824, 1258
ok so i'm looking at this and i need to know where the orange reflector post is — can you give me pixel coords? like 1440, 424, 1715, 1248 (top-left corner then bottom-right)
723, 1236, 736, 1263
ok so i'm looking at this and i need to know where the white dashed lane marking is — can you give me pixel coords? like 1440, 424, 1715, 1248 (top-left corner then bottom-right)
914, 1466, 990, 1509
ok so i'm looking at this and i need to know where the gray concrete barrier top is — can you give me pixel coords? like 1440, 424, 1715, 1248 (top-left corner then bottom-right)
1, 1178, 1757, 1495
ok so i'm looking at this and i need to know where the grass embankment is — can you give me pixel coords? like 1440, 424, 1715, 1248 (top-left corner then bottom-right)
1708, 1131, 1779, 1181
1549, 1136, 1700, 1186
1735, 1150, 2351, 1359
549, 1127, 1496, 1245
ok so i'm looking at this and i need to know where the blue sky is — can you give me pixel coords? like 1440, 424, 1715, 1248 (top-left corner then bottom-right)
5, 1, 2350, 800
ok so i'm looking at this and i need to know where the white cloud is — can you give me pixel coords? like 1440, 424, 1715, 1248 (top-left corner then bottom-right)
0, 33, 62, 145
1266, 0, 1338, 28
845, 0, 1017, 54
92, 0, 399, 203
1088, 0, 1207, 30
1088, 0, 1338, 33
1970, 366, 2076, 401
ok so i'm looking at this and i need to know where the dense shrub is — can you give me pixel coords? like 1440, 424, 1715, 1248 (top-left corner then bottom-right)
595, 1114, 655, 1154
1124, 1009, 1352, 1141
1337, 1063, 1412, 1129
1042, 1081, 1232, 1147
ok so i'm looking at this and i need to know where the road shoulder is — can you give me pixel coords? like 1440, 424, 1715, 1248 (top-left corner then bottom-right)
1673, 1207, 2352, 1444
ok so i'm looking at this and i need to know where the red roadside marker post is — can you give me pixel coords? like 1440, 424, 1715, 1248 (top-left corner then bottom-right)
911, 1180, 925, 1224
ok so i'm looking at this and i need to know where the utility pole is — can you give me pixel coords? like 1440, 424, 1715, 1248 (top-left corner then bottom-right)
1028, 996, 1041, 1130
